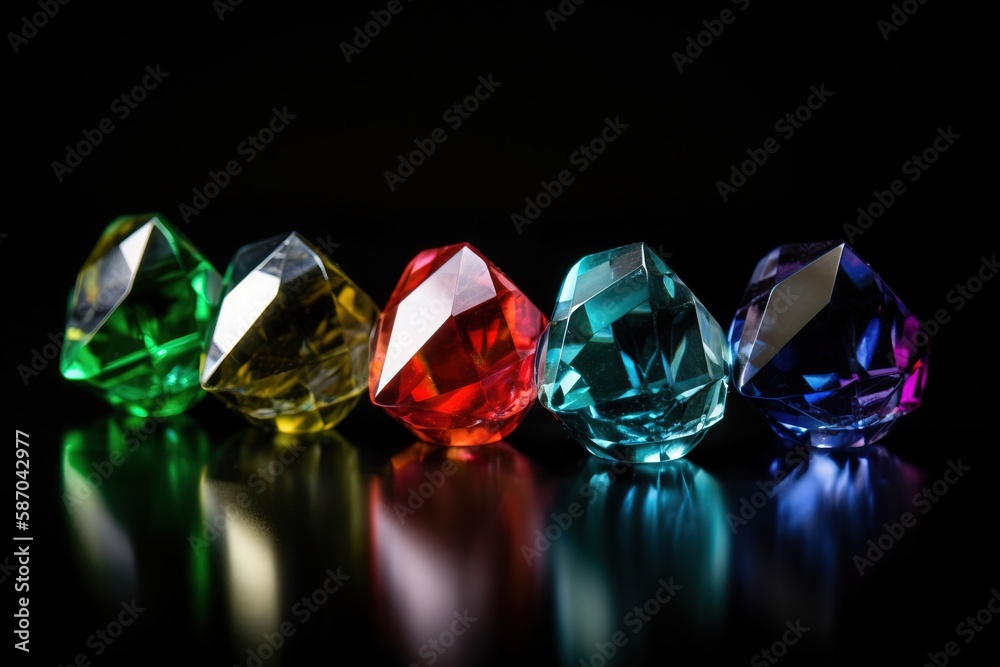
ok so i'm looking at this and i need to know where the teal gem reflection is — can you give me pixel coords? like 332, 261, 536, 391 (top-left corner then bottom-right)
552, 460, 730, 662
536, 243, 731, 462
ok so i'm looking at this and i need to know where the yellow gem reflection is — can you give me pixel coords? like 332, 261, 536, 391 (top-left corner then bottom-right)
198, 427, 365, 650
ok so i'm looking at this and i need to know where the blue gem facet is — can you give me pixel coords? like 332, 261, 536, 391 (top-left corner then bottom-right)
728, 240, 928, 448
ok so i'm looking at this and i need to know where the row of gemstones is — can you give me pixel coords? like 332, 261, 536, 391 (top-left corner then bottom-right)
60, 214, 929, 462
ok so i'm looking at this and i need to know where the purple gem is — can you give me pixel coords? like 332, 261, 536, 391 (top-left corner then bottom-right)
729, 240, 928, 448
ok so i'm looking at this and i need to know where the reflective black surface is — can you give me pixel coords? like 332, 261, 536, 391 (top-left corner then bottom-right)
30, 399, 996, 665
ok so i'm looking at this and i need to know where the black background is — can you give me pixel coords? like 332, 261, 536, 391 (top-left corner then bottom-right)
2, 1, 995, 665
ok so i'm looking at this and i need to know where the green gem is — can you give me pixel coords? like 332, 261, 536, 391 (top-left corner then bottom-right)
60, 213, 221, 417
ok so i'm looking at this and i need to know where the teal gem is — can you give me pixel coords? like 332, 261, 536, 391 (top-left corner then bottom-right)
535, 242, 731, 462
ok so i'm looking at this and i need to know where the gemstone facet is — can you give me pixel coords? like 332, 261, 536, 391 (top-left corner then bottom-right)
369, 243, 547, 445
201, 232, 379, 433
535, 242, 730, 463
728, 240, 928, 448
60, 213, 221, 417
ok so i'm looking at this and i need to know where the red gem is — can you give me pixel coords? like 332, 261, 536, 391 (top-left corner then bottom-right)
369, 243, 547, 445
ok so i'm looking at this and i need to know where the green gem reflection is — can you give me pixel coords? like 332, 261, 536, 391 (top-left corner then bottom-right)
61, 415, 213, 625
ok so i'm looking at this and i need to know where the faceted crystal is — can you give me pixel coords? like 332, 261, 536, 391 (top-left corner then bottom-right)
201, 232, 379, 433
536, 242, 730, 463
369, 243, 547, 446
729, 240, 929, 448
60, 213, 221, 417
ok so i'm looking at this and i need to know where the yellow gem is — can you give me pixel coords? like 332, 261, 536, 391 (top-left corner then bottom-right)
200, 232, 379, 433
